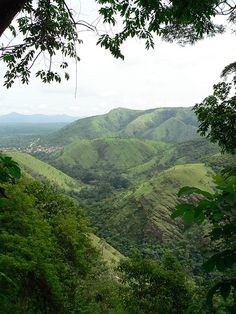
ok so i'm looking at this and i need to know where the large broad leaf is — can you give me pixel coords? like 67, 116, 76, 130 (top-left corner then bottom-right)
194, 211, 205, 225
207, 279, 236, 305
171, 203, 195, 219
203, 257, 217, 272
203, 251, 236, 272
196, 199, 215, 209
177, 186, 213, 199
183, 209, 195, 224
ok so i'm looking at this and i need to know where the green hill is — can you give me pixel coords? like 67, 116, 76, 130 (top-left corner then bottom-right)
7, 151, 124, 265
47, 107, 200, 145
123, 107, 199, 143
8, 152, 84, 192
55, 137, 170, 171
50, 136, 218, 187
82, 163, 215, 255
48, 107, 143, 144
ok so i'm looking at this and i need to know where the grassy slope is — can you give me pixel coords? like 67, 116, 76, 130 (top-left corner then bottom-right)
8, 151, 124, 265
90, 234, 124, 267
132, 163, 214, 240
8, 152, 83, 192
56, 137, 171, 172
87, 163, 214, 253
48, 107, 143, 144
146, 117, 198, 142
123, 107, 199, 143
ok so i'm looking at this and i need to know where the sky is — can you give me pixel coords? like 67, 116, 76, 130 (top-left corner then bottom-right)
0, 0, 236, 117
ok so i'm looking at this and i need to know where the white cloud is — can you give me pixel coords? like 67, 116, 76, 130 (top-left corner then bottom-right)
0, 1, 235, 117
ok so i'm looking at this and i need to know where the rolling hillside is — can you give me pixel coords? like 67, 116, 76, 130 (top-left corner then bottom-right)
8, 152, 84, 192
47, 107, 200, 145
48, 107, 143, 144
7, 151, 124, 266
48, 136, 218, 187
54, 137, 171, 171
90, 234, 124, 267
5, 107, 221, 261
82, 163, 215, 255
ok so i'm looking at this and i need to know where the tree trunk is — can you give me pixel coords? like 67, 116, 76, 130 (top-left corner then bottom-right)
0, 0, 29, 37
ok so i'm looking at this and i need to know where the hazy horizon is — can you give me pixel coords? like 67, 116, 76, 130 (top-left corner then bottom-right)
0, 105, 196, 119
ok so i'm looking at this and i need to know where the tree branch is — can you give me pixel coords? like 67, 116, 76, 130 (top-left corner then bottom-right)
0, 0, 30, 37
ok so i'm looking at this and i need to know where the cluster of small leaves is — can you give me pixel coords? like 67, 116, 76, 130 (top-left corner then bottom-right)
0, 153, 21, 218
118, 253, 192, 314
96, 0, 227, 58
0, 179, 100, 313
172, 172, 236, 309
1, 0, 80, 87
221, 61, 236, 86
0, 154, 21, 184
193, 80, 236, 154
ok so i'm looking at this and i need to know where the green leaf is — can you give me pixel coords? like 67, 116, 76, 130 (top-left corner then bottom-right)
220, 283, 231, 299
203, 258, 216, 272
8, 166, 21, 179
194, 211, 205, 224
171, 203, 195, 219
207, 283, 221, 305
177, 186, 213, 198
183, 209, 195, 224
0, 198, 9, 207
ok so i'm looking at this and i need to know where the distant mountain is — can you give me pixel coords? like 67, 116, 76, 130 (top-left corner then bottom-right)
0, 112, 79, 124
48, 107, 200, 145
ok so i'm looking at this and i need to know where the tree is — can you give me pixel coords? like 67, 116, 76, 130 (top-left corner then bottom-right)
0, 0, 235, 86
96, 0, 231, 57
193, 63, 236, 155
118, 253, 193, 314
172, 173, 236, 310
0, 178, 102, 313
0, 0, 29, 36
171, 63, 236, 311
0, 153, 21, 200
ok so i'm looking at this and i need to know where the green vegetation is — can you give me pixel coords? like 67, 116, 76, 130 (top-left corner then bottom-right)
1, 0, 235, 312
48, 108, 142, 144
1, 111, 234, 312
194, 79, 236, 154
0, 123, 68, 149
0, 123, 68, 136
90, 234, 124, 268
48, 107, 200, 145
77, 163, 215, 257
4, 152, 123, 268
54, 137, 169, 177
8, 152, 83, 192
118, 254, 193, 314
172, 63, 236, 310
172, 173, 236, 310
0, 177, 127, 313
